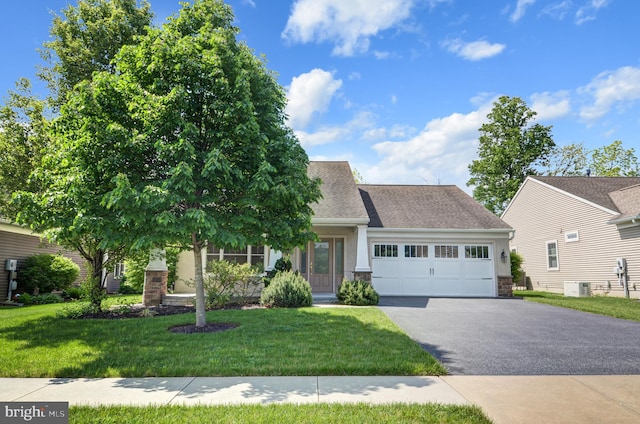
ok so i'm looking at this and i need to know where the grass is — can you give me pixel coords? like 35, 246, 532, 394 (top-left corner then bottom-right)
514, 290, 640, 322
0, 300, 446, 377
69, 404, 492, 424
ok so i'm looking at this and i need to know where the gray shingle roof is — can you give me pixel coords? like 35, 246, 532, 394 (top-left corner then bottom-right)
358, 184, 512, 230
532, 176, 640, 213
608, 184, 640, 219
307, 161, 370, 221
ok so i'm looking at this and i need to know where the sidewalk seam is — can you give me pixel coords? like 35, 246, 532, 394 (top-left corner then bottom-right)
570, 376, 640, 417
168, 376, 197, 405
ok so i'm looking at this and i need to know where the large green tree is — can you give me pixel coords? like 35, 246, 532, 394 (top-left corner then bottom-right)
55, 0, 322, 326
589, 140, 639, 176
467, 96, 555, 215
11, 0, 153, 307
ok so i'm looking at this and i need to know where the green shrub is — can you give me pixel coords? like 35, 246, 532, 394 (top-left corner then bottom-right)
510, 251, 524, 285
262, 257, 292, 287
193, 260, 262, 308
118, 284, 141, 295
337, 280, 380, 306
56, 302, 98, 319
19, 254, 80, 294
260, 270, 312, 308
18, 292, 63, 305
62, 286, 84, 300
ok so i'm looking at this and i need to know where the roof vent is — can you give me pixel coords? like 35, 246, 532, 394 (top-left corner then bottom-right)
586, 168, 591, 177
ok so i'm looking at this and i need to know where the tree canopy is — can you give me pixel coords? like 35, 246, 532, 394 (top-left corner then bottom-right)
544, 140, 638, 177
467, 95, 555, 215
54, 0, 322, 326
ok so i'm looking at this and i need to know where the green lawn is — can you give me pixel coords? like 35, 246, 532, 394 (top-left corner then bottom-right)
0, 301, 446, 377
69, 404, 492, 424
514, 290, 640, 322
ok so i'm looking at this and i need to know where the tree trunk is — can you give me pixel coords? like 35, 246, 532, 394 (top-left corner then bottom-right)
88, 249, 106, 310
192, 233, 207, 327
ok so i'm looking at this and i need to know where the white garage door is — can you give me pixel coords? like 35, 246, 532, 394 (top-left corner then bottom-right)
371, 243, 495, 297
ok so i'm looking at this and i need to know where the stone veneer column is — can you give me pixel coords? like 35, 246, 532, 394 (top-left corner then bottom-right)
143, 249, 168, 306
498, 275, 514, 297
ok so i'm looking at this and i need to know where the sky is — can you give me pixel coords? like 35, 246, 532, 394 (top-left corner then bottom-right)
1, 0, 639, 191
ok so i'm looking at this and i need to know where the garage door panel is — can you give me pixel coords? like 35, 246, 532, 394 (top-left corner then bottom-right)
371, 242, 496, 297
464, 260, 493, 278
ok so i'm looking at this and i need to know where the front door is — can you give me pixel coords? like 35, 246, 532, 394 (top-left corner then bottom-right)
307, 238, 344, 293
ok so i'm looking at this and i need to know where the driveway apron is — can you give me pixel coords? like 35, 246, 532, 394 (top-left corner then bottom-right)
378, 297, 640, 375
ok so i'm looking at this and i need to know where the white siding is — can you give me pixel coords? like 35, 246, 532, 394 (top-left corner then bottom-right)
503, 179, 640, 298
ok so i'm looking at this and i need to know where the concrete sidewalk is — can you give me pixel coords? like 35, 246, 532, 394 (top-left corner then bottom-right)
2, 376, 640, 423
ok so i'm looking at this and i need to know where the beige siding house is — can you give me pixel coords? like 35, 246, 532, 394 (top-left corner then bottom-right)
501, 176, 640, 298
0, 219, 87, 300
175, 161, 514, 297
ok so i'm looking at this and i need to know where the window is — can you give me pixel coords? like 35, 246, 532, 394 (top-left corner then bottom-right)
206, 245, 265, 266
546, 240, 559, 270
114, 262, 126, 279
465, 245, 490, 259
435, 245, 458, 258
374, 244, 398, 258
565, 231, 579, 243
404, 244, 428, 258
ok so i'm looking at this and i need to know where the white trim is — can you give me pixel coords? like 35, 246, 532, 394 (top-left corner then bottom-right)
545, 240, 559, 271
528, 177, 620, 216
312, 217, 369, 226
0, 219, 38, 236
564, 230, 579, 243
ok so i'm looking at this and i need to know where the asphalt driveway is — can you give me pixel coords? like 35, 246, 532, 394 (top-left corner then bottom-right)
378, 297, 640, 375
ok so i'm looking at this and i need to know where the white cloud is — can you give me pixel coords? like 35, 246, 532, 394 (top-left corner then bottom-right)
578, 66, 640, 122
295, 111, 377, 148
285, 69, 342, 129
442, 39, 506, 61
576, 0, 611, 24
530, 91, 571, 120
282, 0, 415, 56
540, 1, 572, 20
510, 0, 536, 22
365, 100, 494, 188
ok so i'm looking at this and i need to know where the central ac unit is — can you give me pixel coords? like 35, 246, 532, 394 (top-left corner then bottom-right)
564, 281, 591, 297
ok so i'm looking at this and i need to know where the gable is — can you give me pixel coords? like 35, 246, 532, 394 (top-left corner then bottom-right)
307, 161, 369, 224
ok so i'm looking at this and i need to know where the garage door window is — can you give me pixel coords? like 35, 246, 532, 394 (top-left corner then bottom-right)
374, 244, 398, 257
435, 245, 458, 258
465, 245, 489, 259
405, 244, 428, 258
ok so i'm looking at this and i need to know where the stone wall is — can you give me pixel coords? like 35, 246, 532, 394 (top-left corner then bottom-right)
498, 275, 514, 297
143, 270, 168, 306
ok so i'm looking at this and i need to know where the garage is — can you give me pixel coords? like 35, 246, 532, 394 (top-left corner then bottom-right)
371, 242, 496, 297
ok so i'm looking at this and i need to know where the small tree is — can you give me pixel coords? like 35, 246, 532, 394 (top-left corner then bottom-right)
510, 251, 524, 287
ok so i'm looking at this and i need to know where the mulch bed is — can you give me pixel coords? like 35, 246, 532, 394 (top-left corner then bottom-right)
76, 304, 263, 333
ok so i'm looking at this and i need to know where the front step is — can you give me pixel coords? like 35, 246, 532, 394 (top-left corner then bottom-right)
162, 293, 196, 306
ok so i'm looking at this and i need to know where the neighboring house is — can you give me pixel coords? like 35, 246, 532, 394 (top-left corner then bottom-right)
0, 219, 87, 300
501, 176, 640, 298
175, 161, 514, 297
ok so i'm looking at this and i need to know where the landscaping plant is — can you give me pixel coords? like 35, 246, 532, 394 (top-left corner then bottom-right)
260, 270, 312, 308
337, 279, 380, 306
19, 253, 80, 294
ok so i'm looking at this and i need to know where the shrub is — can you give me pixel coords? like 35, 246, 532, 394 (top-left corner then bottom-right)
19, 254, 80, 294
260, 270, 312, 308
510, 251, 524, 285
193, 260, 262, 308
262, 257, 292, 287
337, 280, 380, 306
62, 286, 84, 300
18, 292, 63, 305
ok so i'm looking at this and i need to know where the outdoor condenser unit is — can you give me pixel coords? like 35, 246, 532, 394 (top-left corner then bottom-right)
563, 281, 591, 297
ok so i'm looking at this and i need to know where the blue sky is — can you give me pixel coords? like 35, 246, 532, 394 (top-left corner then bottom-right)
2, 0, 639, 191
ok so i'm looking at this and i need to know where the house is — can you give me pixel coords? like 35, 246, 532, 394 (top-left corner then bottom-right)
174, 161, 514, 297
0, 219, 87, 300
501, 176, 640, 298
